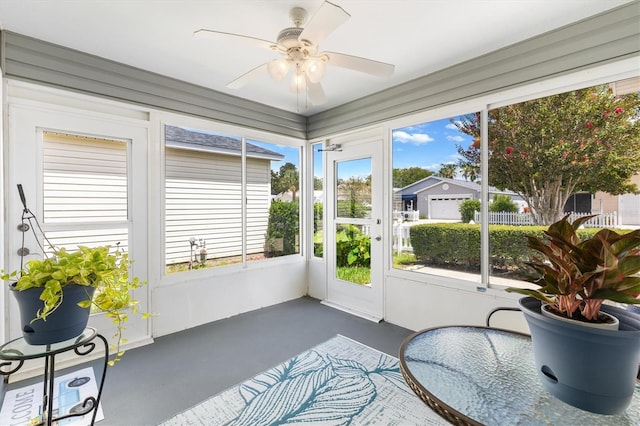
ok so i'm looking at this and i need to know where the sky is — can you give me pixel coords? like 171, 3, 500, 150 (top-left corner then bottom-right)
392, 116, 474, 173
185, 116, 475, 179
312, 115, 475, 180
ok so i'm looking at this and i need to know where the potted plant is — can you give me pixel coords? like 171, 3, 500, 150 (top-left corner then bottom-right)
506, 214, 640, 414
2, 244, 148, 365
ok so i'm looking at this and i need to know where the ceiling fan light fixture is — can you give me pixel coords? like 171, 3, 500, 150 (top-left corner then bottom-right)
267, 59, 291, 81
303, 58, 326, 83
289, 69, 307, 94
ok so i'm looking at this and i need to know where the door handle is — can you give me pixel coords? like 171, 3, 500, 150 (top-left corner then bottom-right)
375, 235, 382, 241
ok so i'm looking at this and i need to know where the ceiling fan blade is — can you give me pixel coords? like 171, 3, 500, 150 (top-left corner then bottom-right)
324, 51, 395, 78
307, 80, 327, 105
226, 63, 268, 89
194, 29, 277, 51
299, 1, 350, 47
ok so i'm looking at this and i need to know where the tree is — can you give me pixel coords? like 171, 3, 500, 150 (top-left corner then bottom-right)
455, 85, 640, 224
393, 167, 432, 187
460, 162, 478, 182
271, 162, 299, 201
337, 176, 371, 218
436, 163, 457, 179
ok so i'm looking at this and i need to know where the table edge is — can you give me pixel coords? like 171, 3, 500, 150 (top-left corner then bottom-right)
398, 326, 530, 426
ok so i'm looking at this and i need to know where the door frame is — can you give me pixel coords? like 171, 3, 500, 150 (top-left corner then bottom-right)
5, 101, 151, 347
323, 128, 385, 321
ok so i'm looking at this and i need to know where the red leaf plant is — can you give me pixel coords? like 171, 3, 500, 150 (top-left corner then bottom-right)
507, 215, 640, 321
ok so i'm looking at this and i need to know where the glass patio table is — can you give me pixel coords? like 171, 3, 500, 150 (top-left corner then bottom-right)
399, 326, 640, 425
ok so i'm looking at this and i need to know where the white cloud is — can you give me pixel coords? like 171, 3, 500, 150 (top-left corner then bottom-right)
445, 123, 458, 130
392, 130, 434, 145
447, 135, 464, 142
424, 162, 442, 172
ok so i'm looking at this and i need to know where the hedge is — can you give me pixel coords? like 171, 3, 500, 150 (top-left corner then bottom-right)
410, 223, 602, 276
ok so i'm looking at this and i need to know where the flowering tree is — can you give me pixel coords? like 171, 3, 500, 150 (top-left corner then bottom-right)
455, 85, 640, 224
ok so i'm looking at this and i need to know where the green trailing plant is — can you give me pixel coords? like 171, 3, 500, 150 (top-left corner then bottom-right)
506, 215, 640, 321
2, 245, 149, 365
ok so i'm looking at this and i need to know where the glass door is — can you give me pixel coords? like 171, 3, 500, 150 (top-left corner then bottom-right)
325, 136, 383, 320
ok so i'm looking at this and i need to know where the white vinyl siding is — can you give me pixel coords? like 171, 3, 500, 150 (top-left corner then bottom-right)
246, 157, 271, 254
165, 148, 271, 265
42, 131, 129, 251
43, 132, 128, 223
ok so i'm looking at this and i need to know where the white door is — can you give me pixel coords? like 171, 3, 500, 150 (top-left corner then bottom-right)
6, 102, 150, 346
325, 133, 383, 321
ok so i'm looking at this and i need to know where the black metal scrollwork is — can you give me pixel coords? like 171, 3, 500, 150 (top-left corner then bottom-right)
75, 341, 96, 356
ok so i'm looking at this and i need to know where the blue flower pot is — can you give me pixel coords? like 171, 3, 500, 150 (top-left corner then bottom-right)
519, 297, 640, 415
11, 284, 95, 345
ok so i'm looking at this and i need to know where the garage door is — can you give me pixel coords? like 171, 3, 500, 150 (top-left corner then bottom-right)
430, 197, 470, 220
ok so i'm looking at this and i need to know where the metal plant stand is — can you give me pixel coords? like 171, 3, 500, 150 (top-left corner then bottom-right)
0, 327, 108, 426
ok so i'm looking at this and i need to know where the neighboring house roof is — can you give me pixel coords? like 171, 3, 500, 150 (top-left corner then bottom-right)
397, 175, 519, 197
165, 125, 284, 161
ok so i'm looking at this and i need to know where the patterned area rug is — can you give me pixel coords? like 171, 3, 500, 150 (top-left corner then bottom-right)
160, 335, 446, 425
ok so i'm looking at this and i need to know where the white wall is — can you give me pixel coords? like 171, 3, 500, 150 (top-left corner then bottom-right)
386, 274, 529, 333
154, 258, 306, 336
307, 258, 326, 300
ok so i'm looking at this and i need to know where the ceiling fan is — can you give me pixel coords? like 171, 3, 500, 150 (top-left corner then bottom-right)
194, 1, 395, 107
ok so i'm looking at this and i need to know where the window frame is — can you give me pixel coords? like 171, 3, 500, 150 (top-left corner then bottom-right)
156, 113, 306, 284
384, 59, 639, 292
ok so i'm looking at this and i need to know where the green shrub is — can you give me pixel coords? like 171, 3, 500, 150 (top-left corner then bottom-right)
313, 203, 323, 232
459, 199, 481, 223
266, 201, 299, 256
335, 224, 370, 268
410, 223, 603, 277
313, 203, 323, 257
410, 223, 481, 270
490, 194, 518, 212
313, 230, 323, 257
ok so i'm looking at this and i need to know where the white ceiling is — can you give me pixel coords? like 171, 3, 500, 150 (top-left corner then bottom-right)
0, 0, 632, 116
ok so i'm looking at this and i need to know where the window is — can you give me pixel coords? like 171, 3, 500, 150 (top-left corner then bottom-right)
390, 78, 639, 289
43, 131, 129, 251
313, 143, 324, 258
391, 114, 480, 281
164, 125, 301, 274
483, 81, 640, 288
248, 140, 301, 260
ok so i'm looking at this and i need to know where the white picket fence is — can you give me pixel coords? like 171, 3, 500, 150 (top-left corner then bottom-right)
473, 211, 618, 227
568, 211, 618, 228
393, 210, 420, 222
393, 223, 412, 254
392, 211, 620, 254
473, 211, 534, 225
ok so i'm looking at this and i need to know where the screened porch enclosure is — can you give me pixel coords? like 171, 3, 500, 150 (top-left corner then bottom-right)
0, 2, 638, 351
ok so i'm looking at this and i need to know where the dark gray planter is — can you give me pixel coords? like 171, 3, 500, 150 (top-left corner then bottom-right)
11, 284, 95, 345
519, 297, 640, 415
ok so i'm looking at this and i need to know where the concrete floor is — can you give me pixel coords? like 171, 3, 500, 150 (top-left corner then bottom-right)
2, 297, 414, 425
